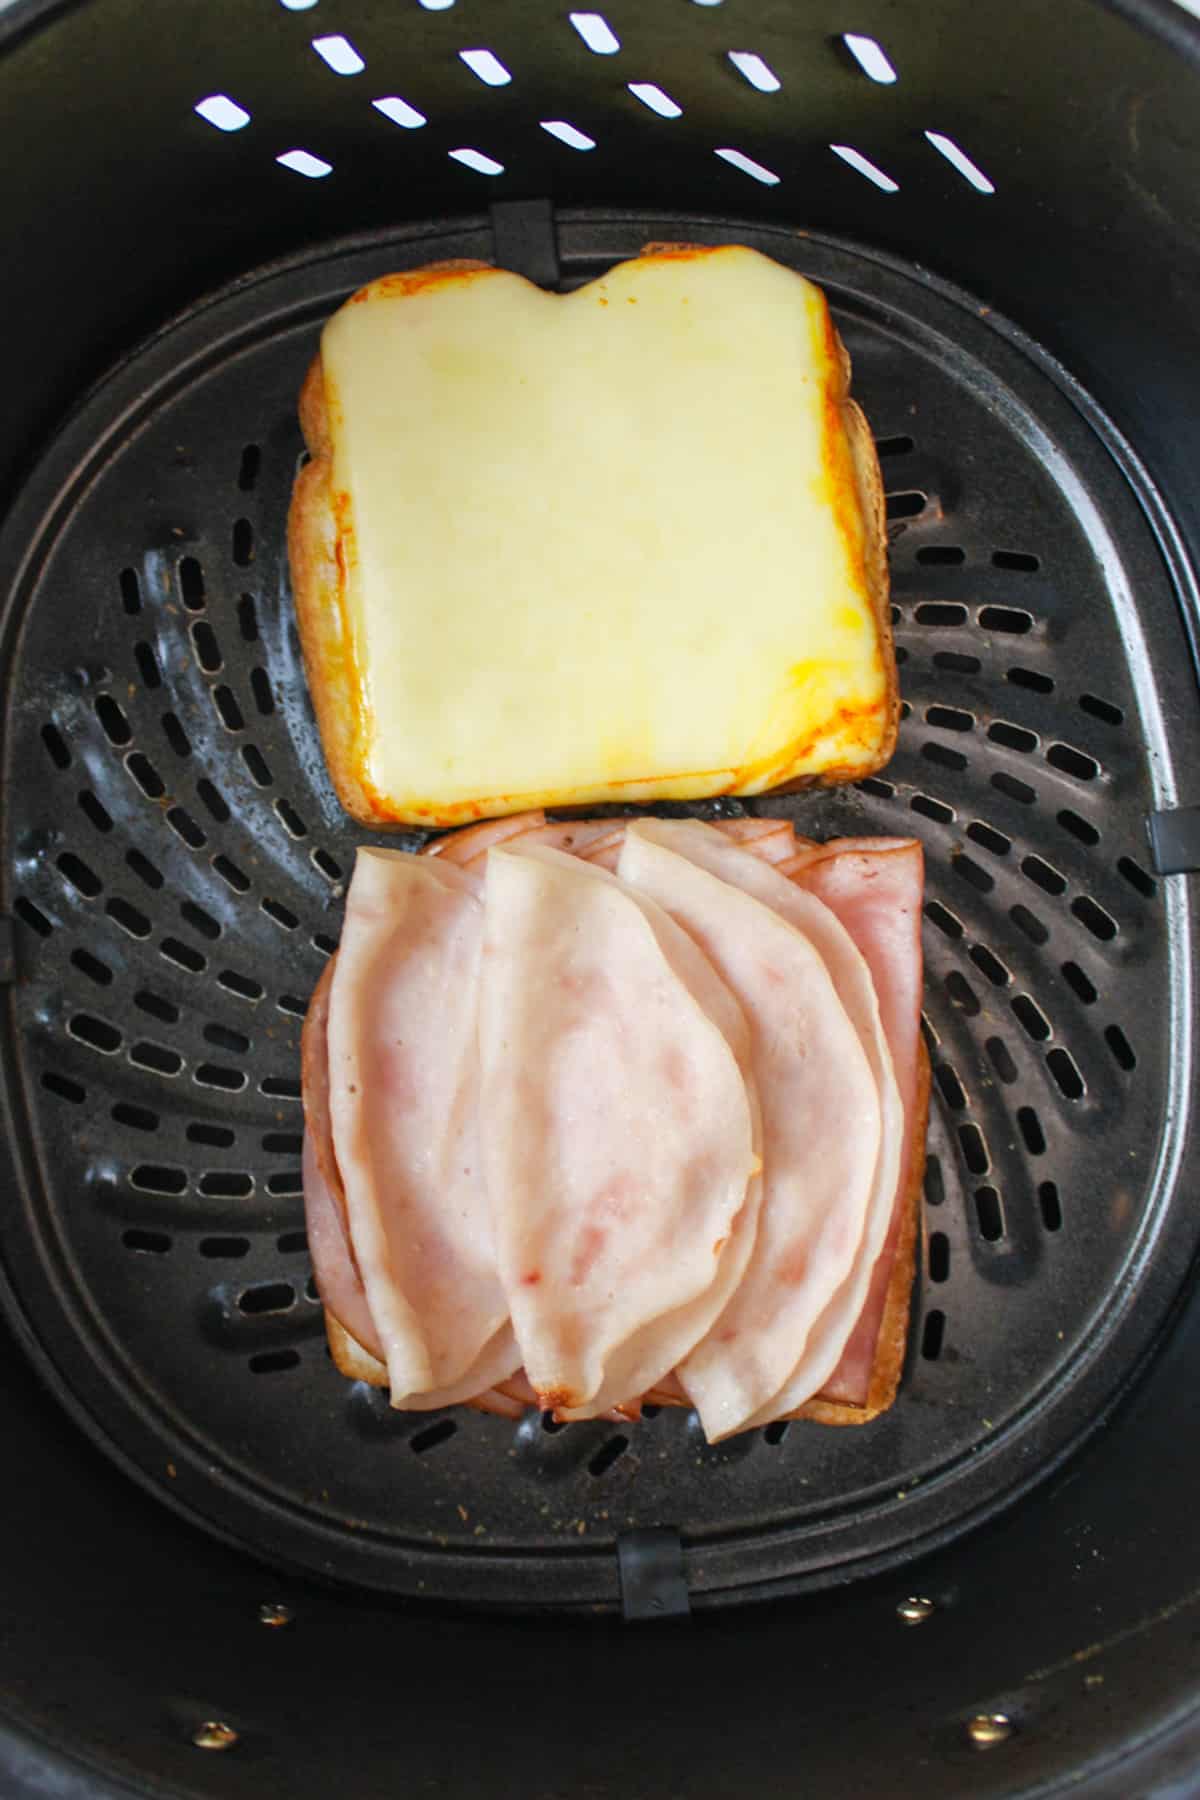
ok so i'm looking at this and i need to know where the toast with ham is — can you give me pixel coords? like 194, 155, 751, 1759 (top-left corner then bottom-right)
288, 244, 896, 828
303, 816, 926, 1438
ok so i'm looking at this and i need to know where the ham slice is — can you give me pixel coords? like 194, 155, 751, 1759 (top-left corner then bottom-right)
617, 822, 882, 1439
326, 1313, 522, 1411
430, 812, 799, 879
711, 816, 797, 862
468, 1385, 527, 1421
301, 957, 388, 1360
478, 844, 761, 1418
624, 820, 907, 1425
423, 810, 545, 863
557, 813, 798, 874
780, 838, 924, 1409
305, 1075, 523, 1413
304, 1133, 382, 1362
303, 847, 642, 1416
327, 848, 513, 1401
513, 820, 626, 859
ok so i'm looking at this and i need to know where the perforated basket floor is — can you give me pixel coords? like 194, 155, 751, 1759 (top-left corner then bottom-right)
0, 213, 1197, 1611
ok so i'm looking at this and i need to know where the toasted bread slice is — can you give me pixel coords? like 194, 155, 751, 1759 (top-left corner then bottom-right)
288, 245, 896, 828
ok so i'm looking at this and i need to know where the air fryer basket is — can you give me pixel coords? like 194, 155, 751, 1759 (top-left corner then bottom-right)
2, 0, 1200, 1795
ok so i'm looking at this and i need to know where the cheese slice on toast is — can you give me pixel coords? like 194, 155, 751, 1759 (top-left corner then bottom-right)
288, 244, 895, 826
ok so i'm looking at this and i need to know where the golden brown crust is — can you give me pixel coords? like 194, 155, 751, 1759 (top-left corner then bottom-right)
770, 310, 896, 798
843, 394, 896, 755
790, 1036, 930, 1426
287, 393, 380, 823
326, 1314, 389, 1385
298, 354, 330, 458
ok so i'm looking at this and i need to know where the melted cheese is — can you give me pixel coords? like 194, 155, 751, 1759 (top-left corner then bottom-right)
320, 246, 889, 823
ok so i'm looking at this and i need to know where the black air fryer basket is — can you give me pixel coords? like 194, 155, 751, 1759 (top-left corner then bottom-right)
3, 0, 1200, 1794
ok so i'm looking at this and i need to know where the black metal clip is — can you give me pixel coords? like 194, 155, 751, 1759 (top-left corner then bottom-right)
490, 198, 560, 289
1146, 805, 1200, 876
617, 1527, 691, 1622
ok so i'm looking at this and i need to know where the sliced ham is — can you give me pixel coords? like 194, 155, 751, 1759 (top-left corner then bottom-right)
305, 956, 530, 1413
423, 810, 545, 864
468, 1385, 527, 1421
301, 957, 385, 1359
620, 823, 904, 1427
304, 1132, 383, 1362
327, 1311, 522, 1412
580, 837, 622, 873
391, 1325, 521, 1411
427, 814, 623, 871
511, 820, 626, 861
478, 844, 761, 1418
327, 849, 511, 1400
617, 822, 882, 1439
303, 814, 924, 1435
780, 838, 924, 1408
576, 814, 795, 874
711, 816, 797, 862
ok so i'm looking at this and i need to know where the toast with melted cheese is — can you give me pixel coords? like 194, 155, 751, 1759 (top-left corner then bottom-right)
288, 244, 896, 828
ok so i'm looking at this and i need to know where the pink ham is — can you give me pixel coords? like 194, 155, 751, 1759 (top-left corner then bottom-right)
301, 959, 385, 1360
622, 825, 905, 1426
711, 816, 797, 862
514, 820, 626, 859
423, 810, 545, 864
779, 839, 924, 1407
624, 820, 906, 1425
578, 815, 795, 874
304, 1138, 383, 1361
304, 1076, 525, 1414
303, 815, 923, 1432
618, 822, 882, 1439
435, 813, 629, 870
327, 849, 515, 1402
468, 1385, 527, 1421
328, 1312, 522, 1411
478, 843, 761, 1419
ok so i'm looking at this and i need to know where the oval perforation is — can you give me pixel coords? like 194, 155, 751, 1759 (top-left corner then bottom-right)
974, 1187, 1006, 1241
120, 568, 142, 614
123, 1228, 171, 1255
188, 1124, 235, 1150
911, 792, 953, 824
78, 790, 114, 835
42, 1070, 85, 1103
161, 712, 193, 758
1039, 1183, 1064, 1232
15, 897, 54, 938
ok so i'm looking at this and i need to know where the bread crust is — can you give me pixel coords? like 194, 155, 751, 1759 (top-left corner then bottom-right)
788, 1036, 929, 1426
768, 302, 897, 797
288, 250, 897, 828
326, 1313, 389, 1385
287, 401, 377, 822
